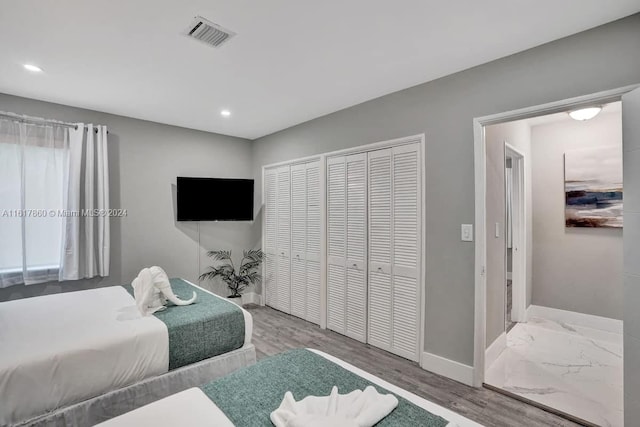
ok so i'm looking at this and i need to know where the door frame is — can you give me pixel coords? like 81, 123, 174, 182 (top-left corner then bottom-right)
504, 143, 526, 323
472, 84, 639, 387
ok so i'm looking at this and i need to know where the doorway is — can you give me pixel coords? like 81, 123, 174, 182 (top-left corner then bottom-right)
504, 143, 526, 332
473, 86, 636, 427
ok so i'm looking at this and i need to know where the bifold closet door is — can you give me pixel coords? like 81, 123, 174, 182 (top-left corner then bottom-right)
305, 161, 322, 325
326, 154, 367, 342
367, 143, 421, 362
391, 143, 421, 361
367, 149, 393, 351
266, 160, 321, 324
290, 164, 307, 319
264, 168, 278, 309
327, 156, 346, 334
276, 165, 291, 313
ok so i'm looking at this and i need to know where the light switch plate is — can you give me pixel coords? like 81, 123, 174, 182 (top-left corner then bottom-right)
461, 224, 473, 242
495, 222, 500, 238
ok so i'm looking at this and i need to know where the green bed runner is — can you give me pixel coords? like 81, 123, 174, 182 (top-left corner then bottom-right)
201, 349, 449, 427
124, 278, 245, 370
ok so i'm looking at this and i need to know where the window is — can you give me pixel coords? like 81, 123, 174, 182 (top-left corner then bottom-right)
0, 122, 67, 286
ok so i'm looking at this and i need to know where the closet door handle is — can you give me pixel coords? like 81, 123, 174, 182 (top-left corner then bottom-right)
377, 267, 383, 271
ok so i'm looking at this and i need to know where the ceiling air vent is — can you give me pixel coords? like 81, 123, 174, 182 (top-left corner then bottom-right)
185, 16, 236, 48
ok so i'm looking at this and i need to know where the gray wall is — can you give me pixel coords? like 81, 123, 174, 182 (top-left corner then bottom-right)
0, 94, 254, 302
531, 112, 623, 319
484, 120, 531, 347
622, 86, 640, 427
252, 14, 640, 366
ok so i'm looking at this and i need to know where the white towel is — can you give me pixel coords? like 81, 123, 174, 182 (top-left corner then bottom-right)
270, 386, 399, 427
131, 266, 168, 316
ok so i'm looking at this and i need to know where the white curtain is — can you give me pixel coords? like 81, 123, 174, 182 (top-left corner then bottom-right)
0, 118, 109, 287
59, 124, 110, 281
0, 120, 68, 287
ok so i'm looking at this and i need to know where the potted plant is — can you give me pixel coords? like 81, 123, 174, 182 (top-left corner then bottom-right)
199, 249, 263, 301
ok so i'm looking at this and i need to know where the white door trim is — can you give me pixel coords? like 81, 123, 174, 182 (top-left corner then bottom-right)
472, 84, 639, 387
504, 143, 526, 323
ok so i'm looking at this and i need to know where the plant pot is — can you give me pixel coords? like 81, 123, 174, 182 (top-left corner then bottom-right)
227, 295, 243, 307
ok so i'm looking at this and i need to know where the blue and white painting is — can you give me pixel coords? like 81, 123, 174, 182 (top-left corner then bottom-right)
564, 146, 623, 228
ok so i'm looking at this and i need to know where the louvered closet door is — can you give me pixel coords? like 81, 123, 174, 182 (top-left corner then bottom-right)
345, 153, 367, 342
305, 161, 322, 325
264, 168, 278, 309
367, 148, 393, 351
391, 143, 421, 361
326, 156, 347, 333
290, 163, 307, 319
276, 165, 291, 314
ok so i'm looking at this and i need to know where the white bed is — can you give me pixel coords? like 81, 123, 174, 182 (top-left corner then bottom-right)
97, 349, 483, 427
0, 281, 254, 427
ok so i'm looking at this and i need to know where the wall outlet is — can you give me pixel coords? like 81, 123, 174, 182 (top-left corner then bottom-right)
461, 224, 473, 242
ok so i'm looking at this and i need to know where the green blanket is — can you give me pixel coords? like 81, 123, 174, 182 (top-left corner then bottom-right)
201, 349, 449, 427
124, 278, 245, 370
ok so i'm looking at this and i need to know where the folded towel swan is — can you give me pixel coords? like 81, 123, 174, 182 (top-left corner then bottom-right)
270, 386, 399, 427
131, 266, 197, 316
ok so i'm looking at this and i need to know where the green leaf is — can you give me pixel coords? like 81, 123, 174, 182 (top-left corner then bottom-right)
207, 250, 232, 261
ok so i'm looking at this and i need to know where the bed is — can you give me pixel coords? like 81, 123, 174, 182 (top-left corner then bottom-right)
97, 349, 483, 427
0, 278, 255, 427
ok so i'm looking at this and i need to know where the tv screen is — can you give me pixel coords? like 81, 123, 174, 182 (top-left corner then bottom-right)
177, 177, 254, 221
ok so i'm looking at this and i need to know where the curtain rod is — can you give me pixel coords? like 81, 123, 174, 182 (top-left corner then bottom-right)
0, 111, 109, 133
0, 111, 78, 129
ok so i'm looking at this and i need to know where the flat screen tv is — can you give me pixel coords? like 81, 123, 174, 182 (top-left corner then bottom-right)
177, 177, 254, 221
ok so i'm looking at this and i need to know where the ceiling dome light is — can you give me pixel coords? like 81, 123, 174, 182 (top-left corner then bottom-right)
220, 109, 231, 117
23, 64, 43, 73
568, 107, 602, 121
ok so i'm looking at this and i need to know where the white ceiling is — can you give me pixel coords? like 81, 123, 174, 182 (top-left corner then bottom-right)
0, 1, 638, 139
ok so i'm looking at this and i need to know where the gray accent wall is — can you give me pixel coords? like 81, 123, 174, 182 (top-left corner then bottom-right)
623, 87, 640, 426
531, 112, 623, 320
252, 14, 640, 366
0, 94, 253, 302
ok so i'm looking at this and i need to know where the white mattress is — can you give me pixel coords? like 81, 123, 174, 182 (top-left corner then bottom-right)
0, 283, 253, 427
0, 287, 168, 426
98, 349, 483, 427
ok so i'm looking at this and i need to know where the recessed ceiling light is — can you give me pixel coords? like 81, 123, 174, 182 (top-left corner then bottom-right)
568, 107, 602, 121
23, 64, 43, 73
220, 109, 231, 118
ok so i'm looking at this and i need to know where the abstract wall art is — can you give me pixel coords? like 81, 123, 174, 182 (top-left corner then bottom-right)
564, 145, 623, 228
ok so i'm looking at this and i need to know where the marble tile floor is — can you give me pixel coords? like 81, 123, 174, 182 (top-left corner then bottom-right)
485, 316, 623, 427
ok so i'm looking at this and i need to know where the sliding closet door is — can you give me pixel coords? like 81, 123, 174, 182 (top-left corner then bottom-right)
305, 161, 322, 325
367, 148, 393, 351
290, 163, 307, 319
276, 165, 291, 313
391, 143, 421, 361
345, 153, 367, 342
326, 156, 346, 333
264, 168, 278, 308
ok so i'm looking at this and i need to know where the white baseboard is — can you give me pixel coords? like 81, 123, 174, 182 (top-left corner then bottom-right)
527, 305, 623, 334
421, 351, 474, 386
241, 291, 261, 306
485, 332, 506, 372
